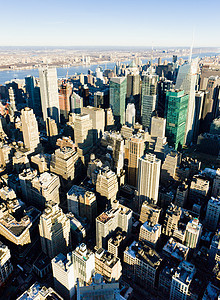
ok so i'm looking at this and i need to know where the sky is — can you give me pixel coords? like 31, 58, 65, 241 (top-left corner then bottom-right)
0, 0, 220, 47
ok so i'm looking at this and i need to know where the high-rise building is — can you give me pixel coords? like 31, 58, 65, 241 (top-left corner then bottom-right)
77, 273, 120, 300
74, 114, 93, 148
139, 222, 161, 247
17, 282, 63, 300
59, 82, 72, 121
96, 167, 118, 205
160, 150, 180, 184
205, 197, 220, 231
95, 248, 122, 282
50, 147, 79, 181
81, 106, 105, 140
170, 261, 195, 300
212, 169, 220, 198
127, 74, 140, 98
128, 136, 145, 187
184, 218, 202, 249
96, 201, 132, 249
139, 202, 162, 224
25, 75, 35, 109
46, 117, 58, 137
141, 74, 158, 128
39, 201, 71, 258
70, 92, 83, 114
110, 77, 127, 125
72, 243, 95, 287
94, 91, 104, 108
125, 103, 136, 127
163, 204, 181, 236
175, 59, 198, 144
0, 241, 13, 287
67, 185, 97, 223
20, 107, 39, 151
165, 90, 189, 150
124, 241, 162, 288
137, 153, 161, 207
19, 169, 60, 208
157, 78, 173, 118
39, 67, 60, 123
52, 253, 75, 300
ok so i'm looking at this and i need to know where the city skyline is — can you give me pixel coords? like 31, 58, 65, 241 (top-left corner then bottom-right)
1, 0, 220, 47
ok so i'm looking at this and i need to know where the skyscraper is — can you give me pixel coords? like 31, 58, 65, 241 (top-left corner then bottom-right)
39, 201, 70, 258
110, 77, 127, 125
20, 107, 40, 151
128, 136, 145, 187
39, 67, 60, 123
125, 103, 136, 127
175, 58, 198, 144
141, 74, 158, 128
137, 154, 161, 208
165, 90, 189, 150
59, 82, 72, 121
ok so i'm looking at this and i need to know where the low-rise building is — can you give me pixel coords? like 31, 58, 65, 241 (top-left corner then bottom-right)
139, 222, 161, 247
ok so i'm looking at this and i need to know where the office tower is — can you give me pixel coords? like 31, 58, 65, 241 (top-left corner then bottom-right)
121, 125, 134, 140
175, 58, 198, 144
163, 203, 181, 236
184, 218, 202, 249
128, 136, 145, 187
157, 78, 174, 117
205, 197, 220, 231
158, 57, 162, 65
82, 106, 105, 140
77, 273, 120, 300
39, 66, 60, 123
110, 77, 127, 125
19, 169, 60, 208
165, 90, 189, 150
74, 114, 93, 148
46, 117, 58, 137
189, 175, 209, 202
96, 167, 118, 204
96, 201, 132, 249
0, 241, 13, 287
193, 91, 204, 142
141, 74, 158, 128
173, 55, 178, 63
72, 243, 95, 286
105, 108, 115, 129
137, 154, 161, 207
59, 82, 72, 121
139, 202, 161, 224
67, 185, 97, 223
52, 253, 75, 300
101, 132, 124, 176
108, 230, 126, 257
17, 282, 63, 300
212, 169, 220, 197
70, 92, 83, 114
160, 150, 180, 184
50, 147, 79, 181
175, 182, 188, 208
25, 75, 35, 109
149, 116, 170, 161
39, 201, 70, 258
170, 261, 196, 300
20, 107, 39, 151
81, 84, 90, 106
95, 248, 122, 282
127, 74, 140, 97
94, 91, 104, 108
124, 241, 162, 288
125, 103, 135, 127
139, 222, 161, 247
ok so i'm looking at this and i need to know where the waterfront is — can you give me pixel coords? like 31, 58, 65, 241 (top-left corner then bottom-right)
0, 52, 218, 85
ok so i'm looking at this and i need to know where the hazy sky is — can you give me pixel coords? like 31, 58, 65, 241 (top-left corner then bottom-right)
1, 0, 219, 47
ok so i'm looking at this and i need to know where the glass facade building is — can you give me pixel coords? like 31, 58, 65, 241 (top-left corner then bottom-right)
110, 77, 127, 125
165, 90, 189, 150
